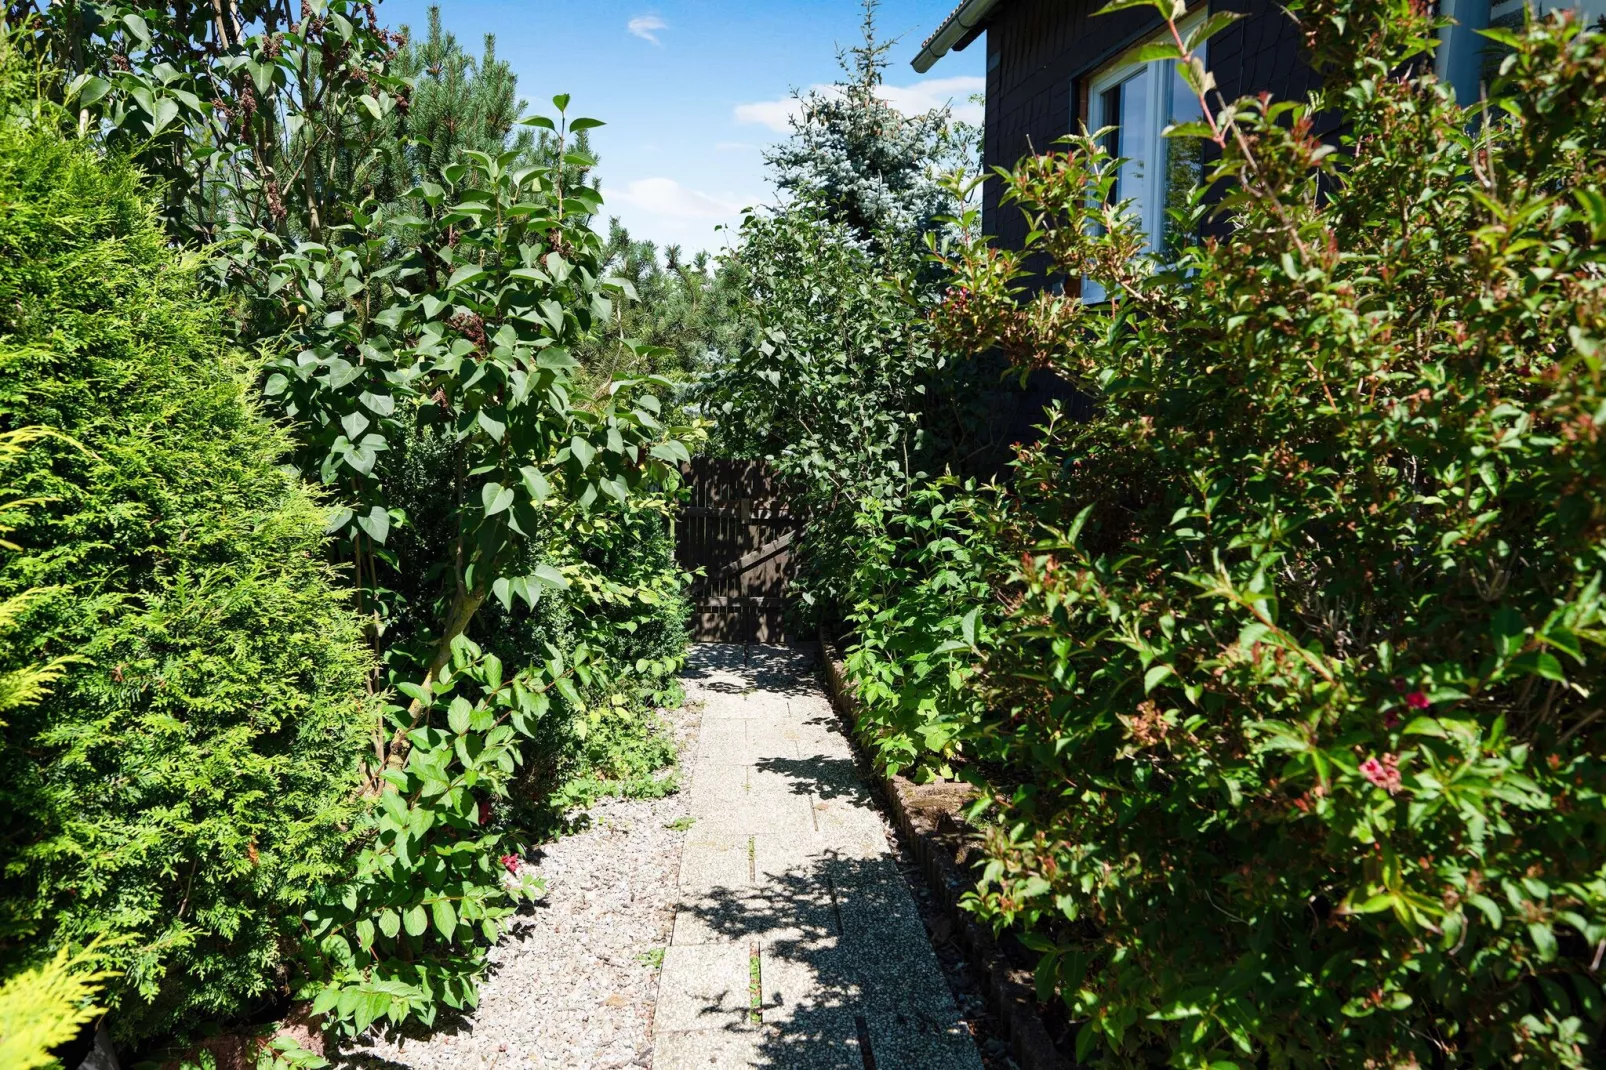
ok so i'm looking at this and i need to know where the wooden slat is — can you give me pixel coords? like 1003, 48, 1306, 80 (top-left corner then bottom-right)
676, 458, 800, 643
695, 530, 794, 588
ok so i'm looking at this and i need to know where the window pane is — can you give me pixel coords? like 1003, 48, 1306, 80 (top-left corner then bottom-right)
1162, 61, 1204, 260
1099, 85, 1122, 203
1115, 70, 1149, 220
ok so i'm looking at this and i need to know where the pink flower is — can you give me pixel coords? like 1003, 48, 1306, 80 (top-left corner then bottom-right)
1360, 754, 1402, 795
500, 853, 522, 875
1406, 691, 1431, 710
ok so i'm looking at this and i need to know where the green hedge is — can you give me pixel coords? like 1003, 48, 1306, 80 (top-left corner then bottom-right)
833, 2, 1606, 1065
0, 66, 375, 1044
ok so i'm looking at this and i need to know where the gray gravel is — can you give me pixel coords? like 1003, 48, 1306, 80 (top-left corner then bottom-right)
339, 701, 699, 1070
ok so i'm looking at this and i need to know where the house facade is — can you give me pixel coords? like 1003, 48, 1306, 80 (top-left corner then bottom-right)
914, 0, 1604, 253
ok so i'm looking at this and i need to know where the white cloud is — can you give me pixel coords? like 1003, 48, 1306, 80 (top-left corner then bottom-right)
627, 14, 666, 44
880, 76, 986, 125
610, 177, 739, 220
734, 75, 986, 132
733, 97, 801, 132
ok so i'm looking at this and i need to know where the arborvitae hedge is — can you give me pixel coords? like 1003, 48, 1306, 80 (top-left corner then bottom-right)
0, 59, 376, 1044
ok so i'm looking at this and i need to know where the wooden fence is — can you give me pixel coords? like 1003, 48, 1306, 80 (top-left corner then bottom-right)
675, 459, 800, 643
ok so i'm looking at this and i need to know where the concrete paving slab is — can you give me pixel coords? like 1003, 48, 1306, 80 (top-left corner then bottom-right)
654, 943, 755, 1034
694, 789, 815, 836
864, 1008, 984, 1070
760, 939, 853, 1027
661, 645, 980, 1069
678, 836, 754, 892
752, 831, 900, 889
654, 1027, 765, 1069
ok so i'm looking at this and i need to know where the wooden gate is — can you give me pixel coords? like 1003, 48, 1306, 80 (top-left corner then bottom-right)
675, 459, 800, 643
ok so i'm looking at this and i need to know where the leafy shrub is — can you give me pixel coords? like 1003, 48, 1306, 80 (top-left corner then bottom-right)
245, 108, 697, 1034
824, 0, 1606, 1064
840, 477, 1010, 781
0, 55, 376, 1046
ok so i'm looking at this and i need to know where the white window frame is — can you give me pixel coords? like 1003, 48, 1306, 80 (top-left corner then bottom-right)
1081, 11, 1206, 302
1490, 0, 1606, 23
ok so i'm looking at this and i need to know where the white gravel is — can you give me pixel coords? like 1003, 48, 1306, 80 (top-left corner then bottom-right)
340, 700, 699, 1070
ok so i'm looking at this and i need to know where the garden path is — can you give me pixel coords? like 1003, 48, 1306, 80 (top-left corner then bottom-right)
656, 644, 982, 1070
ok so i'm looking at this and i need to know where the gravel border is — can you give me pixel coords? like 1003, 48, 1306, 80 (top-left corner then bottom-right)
338, 699, 701, 1070
818, 631, 1070, 1070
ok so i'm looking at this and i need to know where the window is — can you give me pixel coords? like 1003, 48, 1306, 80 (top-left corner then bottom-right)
1440, 0, 1606, 104
1081, 15, 1207, 302
1489, 0, 1606, 26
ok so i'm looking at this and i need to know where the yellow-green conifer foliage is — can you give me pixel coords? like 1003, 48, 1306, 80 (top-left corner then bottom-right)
0, 48, 376, 1045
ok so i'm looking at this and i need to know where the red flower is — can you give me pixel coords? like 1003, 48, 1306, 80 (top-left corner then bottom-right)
1406, 691, 1431, 710
500, 854, 521, 875
1382, 709, 1400, 730
478, 799, 493, 825
1360, 754, 1402, 795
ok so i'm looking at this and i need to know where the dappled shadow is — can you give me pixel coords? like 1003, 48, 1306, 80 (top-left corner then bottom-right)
677, 850, 979, 1068
682, 642, 824, 698
754, 753, 872, 803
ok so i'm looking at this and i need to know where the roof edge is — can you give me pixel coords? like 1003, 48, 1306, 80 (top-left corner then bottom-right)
911, 0, 1001, 73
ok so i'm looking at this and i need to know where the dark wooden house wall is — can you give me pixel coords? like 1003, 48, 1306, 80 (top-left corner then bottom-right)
978, 0, 1320, 248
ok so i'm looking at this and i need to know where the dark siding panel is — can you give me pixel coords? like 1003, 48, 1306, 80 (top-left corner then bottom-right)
978, 0, 1322, 251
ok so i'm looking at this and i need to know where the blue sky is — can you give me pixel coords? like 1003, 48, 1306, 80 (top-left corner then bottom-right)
379, 0, 984, 254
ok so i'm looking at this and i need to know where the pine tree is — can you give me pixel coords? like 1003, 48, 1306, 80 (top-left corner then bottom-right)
375, 6, 599, 201
384, 6, 532, 188
763, 0, 971, 245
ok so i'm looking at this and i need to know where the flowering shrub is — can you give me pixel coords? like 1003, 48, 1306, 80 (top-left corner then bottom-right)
835, 0, 1606, 1063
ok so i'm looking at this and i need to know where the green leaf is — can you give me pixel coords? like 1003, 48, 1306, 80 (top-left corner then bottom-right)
69, 75, 112, 107
358, 505, 390, 544
448, 697, 473, 734
324, 507, 354, 535
477, 410, 506, 441
432, 897, 458, 941
151, 96, 180, 135
447, 265, 488, 289
1129, 41, 1184, 64
568, 117, 605, 131
532, 563, 570, 590
1530, 921, 1559, 962
403, 905, 428, 936
1468, 894, 1503, 929
1186, 10, 1244, 49
570, 436, 595, 469
650, 440, 691, 466
520, 466, 551, 505
1095, 0, 1169, 15
481, 482, 515, 516
378, 909, 401, 939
